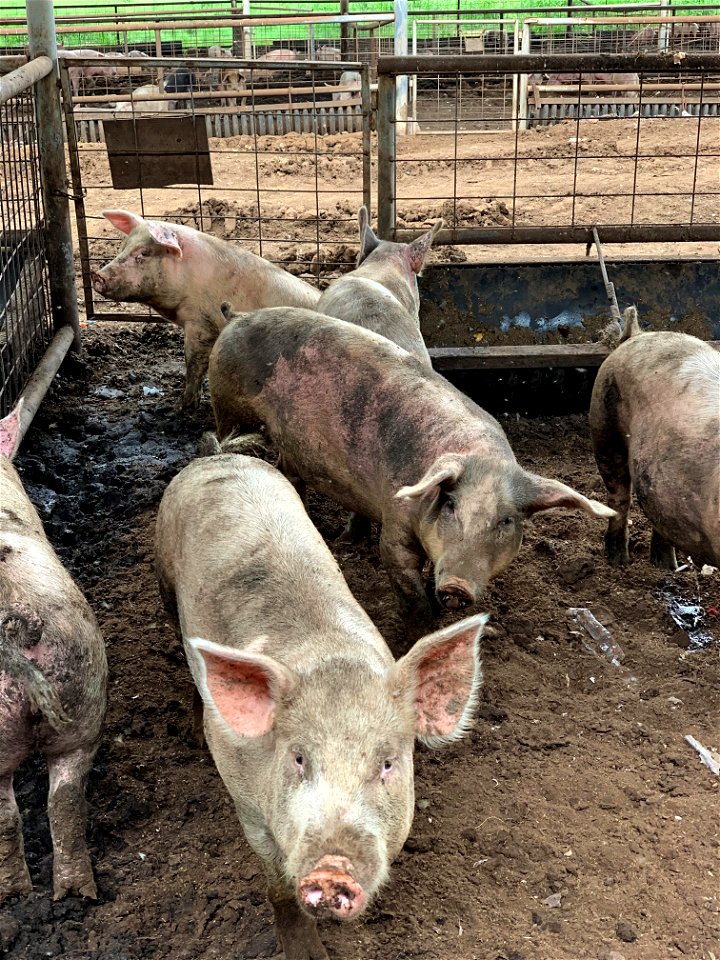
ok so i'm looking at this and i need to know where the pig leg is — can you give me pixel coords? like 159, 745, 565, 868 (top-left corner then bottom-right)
267, 879, 328, 960
592, 431, 631, 565
182, 320, 217, 408
46, 746, 98, 900
379, 521, 434, 638
649, 529, 678, 570
0, 773, 32, 902
336, 512, 372, 545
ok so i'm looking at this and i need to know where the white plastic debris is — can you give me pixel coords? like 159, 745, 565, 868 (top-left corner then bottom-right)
700, 564, 717, 576
568, 608, 625, 668
685, 735, 720, 776
542, 893, 563, 908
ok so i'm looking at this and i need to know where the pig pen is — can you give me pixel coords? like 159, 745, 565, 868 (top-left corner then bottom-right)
4, 319, 719, 960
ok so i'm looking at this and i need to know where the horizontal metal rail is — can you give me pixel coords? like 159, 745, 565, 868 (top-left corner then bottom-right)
59, 56, 364, 72
0, 54, 52, 103
377, 52, 720, 76
395, 225, 720, 245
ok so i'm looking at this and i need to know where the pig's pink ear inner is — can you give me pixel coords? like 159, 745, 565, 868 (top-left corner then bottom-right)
0, 400, 23, 459
189, 638, 294, 739
406, 219, 443, 274
147, 222, 183, 257
396, 613, 486, 746
102, 209, 144, 235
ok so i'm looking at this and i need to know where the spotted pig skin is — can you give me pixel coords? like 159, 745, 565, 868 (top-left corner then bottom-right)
209, 308, 612, 635
0, 456, 107, 903
590, 329, 720, 568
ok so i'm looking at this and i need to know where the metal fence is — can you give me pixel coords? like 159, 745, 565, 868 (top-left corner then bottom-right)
377, 51, 720, 246
59, 55, 373, 324
0, 55, 54, 416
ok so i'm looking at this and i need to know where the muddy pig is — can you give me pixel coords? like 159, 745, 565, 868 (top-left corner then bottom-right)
0, 401, 107, 903
590, 307, 720, 569
92, 210, 320, 407
155, 448, 487, 960
316, 206, 441, 367
209, 308, 615, 637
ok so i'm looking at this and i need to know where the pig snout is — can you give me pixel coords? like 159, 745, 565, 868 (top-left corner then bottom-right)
436, 576, 477, 611
298, 855, 366, 919
91, 270, 107, 294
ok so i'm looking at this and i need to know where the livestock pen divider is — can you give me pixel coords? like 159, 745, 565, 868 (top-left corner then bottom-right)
0, 1, 81, 435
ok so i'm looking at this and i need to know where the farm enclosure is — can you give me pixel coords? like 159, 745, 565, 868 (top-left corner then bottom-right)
1, 4, 720, 960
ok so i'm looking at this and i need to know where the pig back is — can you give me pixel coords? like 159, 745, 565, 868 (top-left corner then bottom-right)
0, 460, 107, 747
155, 453, 393, 673
209, 308, 512, 518
317, 277, 431, 367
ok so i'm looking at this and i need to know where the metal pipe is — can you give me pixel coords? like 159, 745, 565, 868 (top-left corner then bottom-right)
59, 63, 96, 325
394, 0, 408, 135
592, 227, 621, 323
377, 73, 396, 240
361, 65, 372, 216
0, 54, 29, 75
0, 55, 51, 103
16, 326, 75, 447
63, 55, 363, 71
392, 224, 720, 244
26, 0, 82, 352
377, 52, 720, 75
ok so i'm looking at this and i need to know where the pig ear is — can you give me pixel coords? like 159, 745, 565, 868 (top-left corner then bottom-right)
102, 209, 145, 235
395, 453, 465, 502
515, 472, 617, 519
146, 222, 183, 257
395, 612, 487, 747
188, 637, 296, 740
220, 300, 235, 321
0, 398, 24, 460
357, 205, 380, 265
405, 219, 443, 275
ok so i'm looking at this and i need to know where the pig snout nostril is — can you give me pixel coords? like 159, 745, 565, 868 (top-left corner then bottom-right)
437, 580, 475, 610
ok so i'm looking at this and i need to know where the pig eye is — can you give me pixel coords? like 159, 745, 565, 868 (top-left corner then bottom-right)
497, 515, 514, 530
381, 759, 394, 782
441, 494, 456, 515
294, 753, 305, 775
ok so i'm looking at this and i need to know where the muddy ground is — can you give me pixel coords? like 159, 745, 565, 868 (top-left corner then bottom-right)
3, 320, 719, 960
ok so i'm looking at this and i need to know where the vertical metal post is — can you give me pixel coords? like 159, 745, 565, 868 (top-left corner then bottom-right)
377, 73, 396, 240
340, 0, 350, 59
242, 0, 252, 59
394, 0, 408, 136
154, 28, 163, 89
361, 65, 372, 215
26, 0, 81, 352
518, 20, 530, 131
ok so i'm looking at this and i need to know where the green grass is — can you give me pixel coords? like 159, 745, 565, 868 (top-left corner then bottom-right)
2, 0, 717, 49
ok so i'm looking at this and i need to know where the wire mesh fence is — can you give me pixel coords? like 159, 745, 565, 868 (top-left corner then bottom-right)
0, 72, 53, 416
377, 51, 720, 246
59, 55, 373, 323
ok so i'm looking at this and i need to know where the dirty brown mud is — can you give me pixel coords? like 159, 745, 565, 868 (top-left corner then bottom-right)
3, 322, 718, 960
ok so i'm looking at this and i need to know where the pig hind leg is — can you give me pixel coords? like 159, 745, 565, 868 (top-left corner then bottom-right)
649, 529, 678, 570
591, 381, 632, 565
46, 746, 98, 900
0, 772, 32, 901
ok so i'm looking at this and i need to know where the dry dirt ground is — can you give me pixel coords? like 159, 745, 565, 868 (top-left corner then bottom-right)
72, 117, 720, 289
3, 322, 719, 960
2, 116, 719, 960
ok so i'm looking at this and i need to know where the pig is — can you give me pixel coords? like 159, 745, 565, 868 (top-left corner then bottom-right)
0, 401, 107, 903
91, 209, 320, 407
114, 83, 169, 113
332, 70, 361, 102
155, 448, 487, 960
208, 308, 615, 637
58, 48, 120, 96
316, 207, 442, 367
589, 307, 720, 569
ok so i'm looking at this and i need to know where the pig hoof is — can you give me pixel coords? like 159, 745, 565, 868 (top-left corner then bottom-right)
53, 870, 97, 901
0, 869, 33, 903
298, 856, 365, 919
